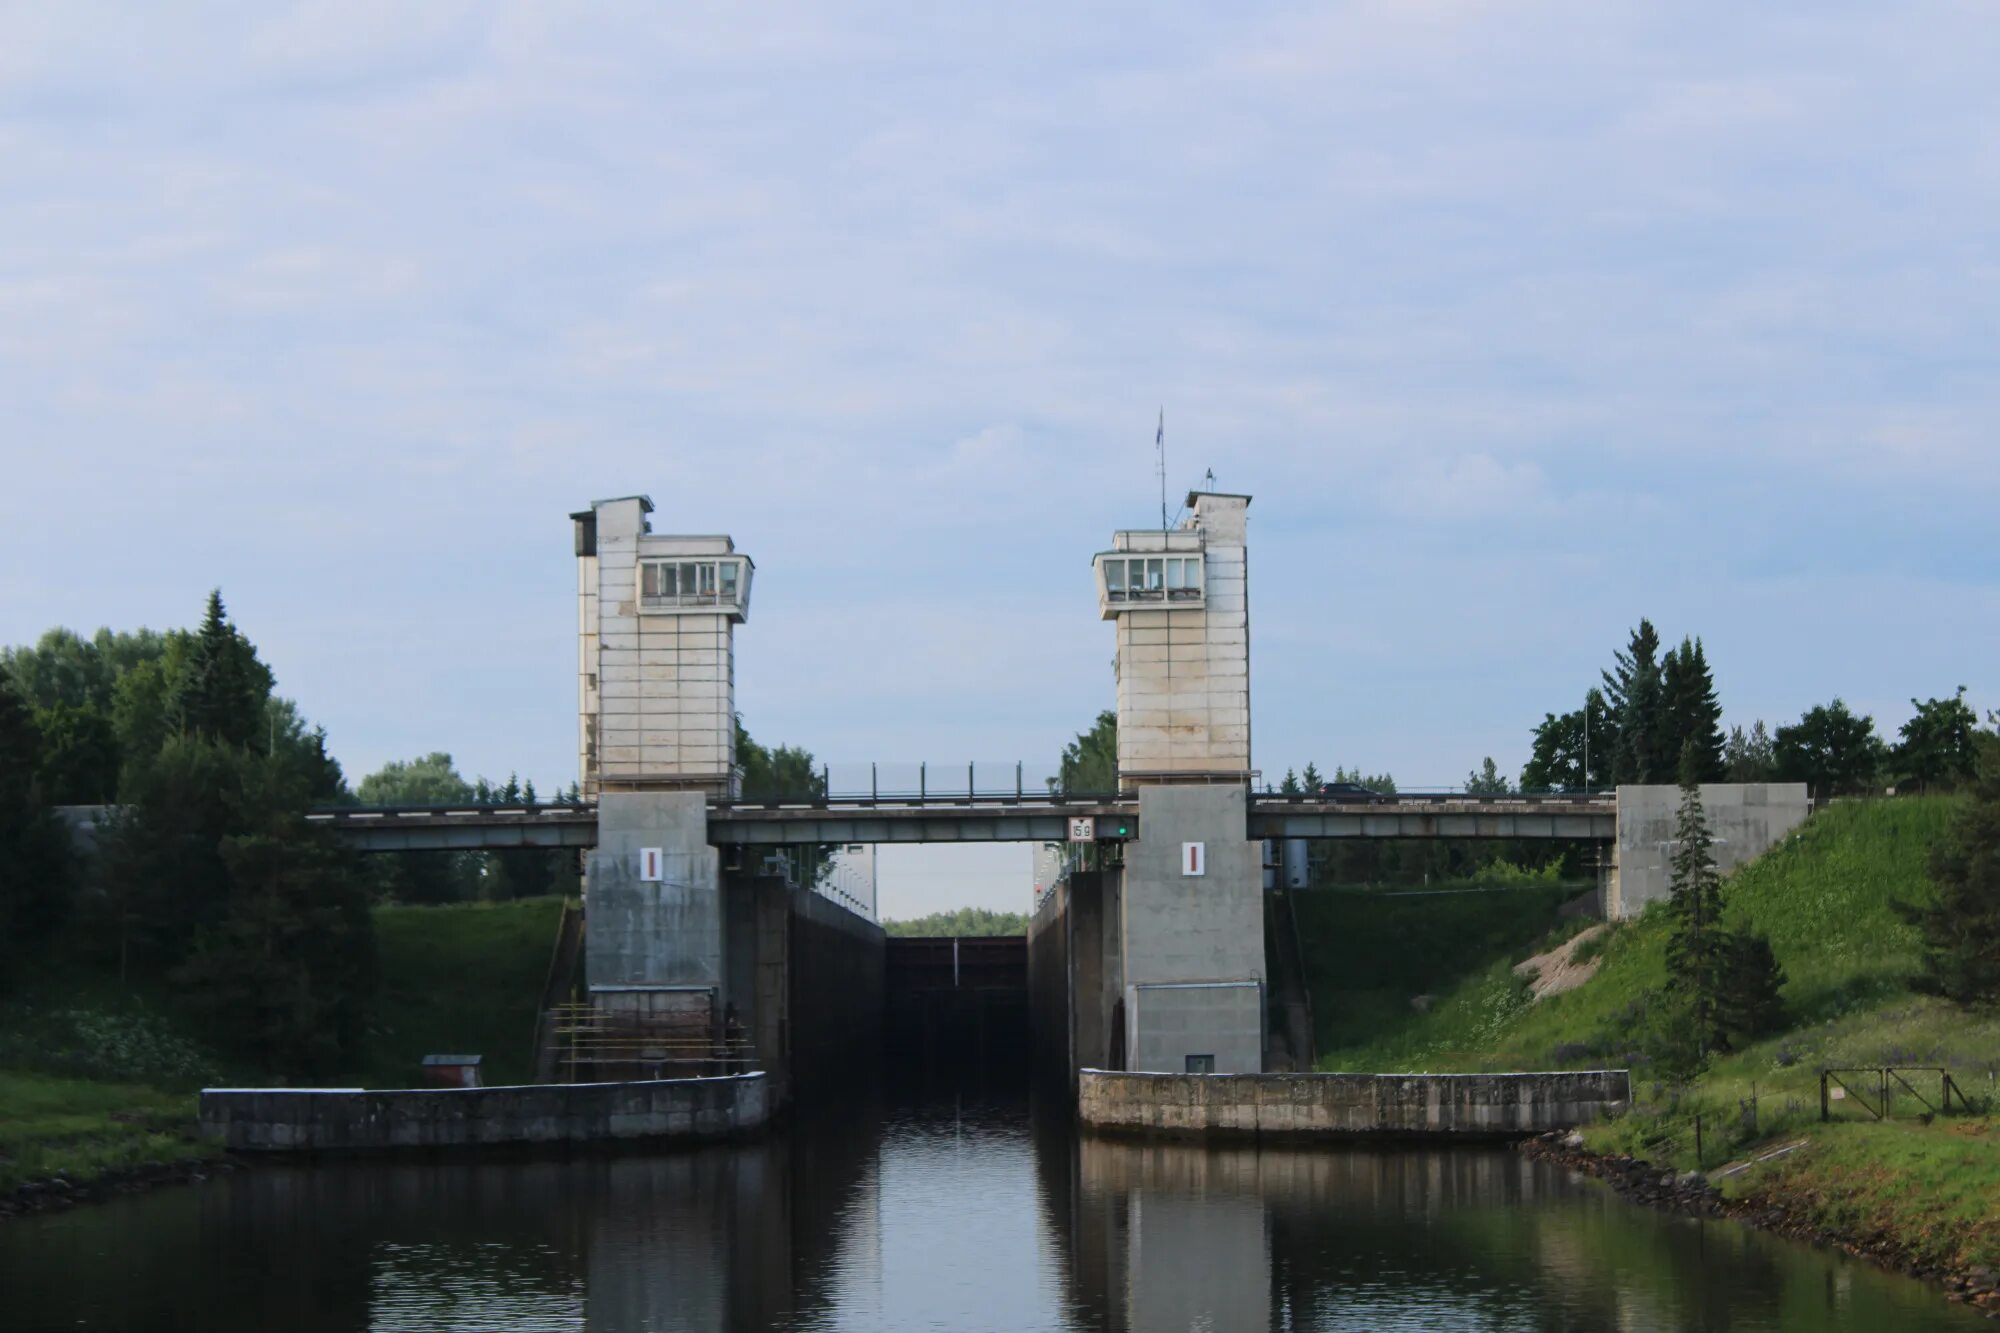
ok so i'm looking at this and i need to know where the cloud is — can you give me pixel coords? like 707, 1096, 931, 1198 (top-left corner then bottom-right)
1, 1, 1995, 812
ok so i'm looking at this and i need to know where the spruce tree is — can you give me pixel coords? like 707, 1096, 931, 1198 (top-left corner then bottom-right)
1663, 637, 1725, 782
1664, 744, 1729, 1061
169, 591, 270, 748
1601, 621, 1661, 780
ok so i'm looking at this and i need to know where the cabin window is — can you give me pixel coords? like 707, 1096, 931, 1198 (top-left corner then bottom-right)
1099, 555, 1202, 604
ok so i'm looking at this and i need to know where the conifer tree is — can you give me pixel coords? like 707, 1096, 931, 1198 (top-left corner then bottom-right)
1898, 747, 2000, 1006
169, 591, 271, 748
1664, 744, 1729, 1061
1663, 637, 1725, 782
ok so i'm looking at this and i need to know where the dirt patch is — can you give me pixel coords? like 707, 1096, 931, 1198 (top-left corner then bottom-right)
1514, 925, 1608, 1002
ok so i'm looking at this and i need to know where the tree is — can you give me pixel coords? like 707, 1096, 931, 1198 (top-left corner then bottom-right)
357, 752, 474, 806
736, 720, 824, 801
1301, 762, 1324, 792
1661, 637, 1725, 782
1773, 699, 1885, 796
32, 700, 120, 804
167, 591, 273, 748
1278, 768, 1301, 795
1898, 744, 2000, 1006
1055, 710, 1118, 795
1464, 757, 1510, 795
1601, 621, 1665, 782
1716, 929, 1787, 1042
1895, 687, 1981, 793
1662, 752, 1730, 1065
1724, 721, 1776, 783
175, 826, 376, 1075
0, 675, 71, 986
266, 697, 347, 802
356, 754, 479, 904
1521, 689, 1612, 792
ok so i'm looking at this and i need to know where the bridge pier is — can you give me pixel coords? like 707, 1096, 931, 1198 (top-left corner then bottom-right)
581, 792, 883, 1103
1032, 785, 1269, 1082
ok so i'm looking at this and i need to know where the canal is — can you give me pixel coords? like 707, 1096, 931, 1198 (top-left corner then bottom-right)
0, 1079, 1979, 1331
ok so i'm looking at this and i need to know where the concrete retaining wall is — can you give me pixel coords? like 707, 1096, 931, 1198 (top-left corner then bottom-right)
1078, 1069, 1628, 1139
1611, 783, 1810, 920
200, 1073, 769, 1152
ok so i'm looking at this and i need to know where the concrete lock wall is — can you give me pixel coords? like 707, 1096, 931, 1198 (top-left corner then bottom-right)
1122, 786, 1265, 1074
787, 882, 886, 1087
201, 1073, 771, 1152
1077, 1069, 1630, 1138
1610, 783, 1810, 920
1028, 868, 1124, 1083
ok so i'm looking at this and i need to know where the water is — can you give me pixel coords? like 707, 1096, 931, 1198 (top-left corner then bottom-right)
0, 1084, 1979, 1332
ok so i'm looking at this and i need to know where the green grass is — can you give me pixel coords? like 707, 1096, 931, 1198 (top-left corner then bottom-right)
1293, 876, 1584, 1060
0, 896, 569, 1194
358, 896, 569, 1088
1315, 798, 1966, 1073
0, 1071, 213, 1193
1301, 796, 2000, 1276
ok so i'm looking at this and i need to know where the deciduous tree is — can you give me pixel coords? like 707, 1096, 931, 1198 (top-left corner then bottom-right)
1773, 699, 1885, 796
1895, 687, 1981, 793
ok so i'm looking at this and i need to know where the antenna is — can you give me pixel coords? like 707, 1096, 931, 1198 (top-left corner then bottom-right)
1156, 408, 1167, 531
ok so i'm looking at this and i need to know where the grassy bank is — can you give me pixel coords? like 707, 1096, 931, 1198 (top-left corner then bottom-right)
1305, 797, 2000, 1274
0, 895, 568, 1198
1292, 872, 1583, 1059
360, 896, 569, 1088
0, 1072, 214, 1194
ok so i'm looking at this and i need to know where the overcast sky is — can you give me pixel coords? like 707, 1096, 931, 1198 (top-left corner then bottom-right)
4, 3, 1996, 917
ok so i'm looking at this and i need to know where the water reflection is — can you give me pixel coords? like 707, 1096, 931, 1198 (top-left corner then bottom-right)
0, 1085, 1980, 1332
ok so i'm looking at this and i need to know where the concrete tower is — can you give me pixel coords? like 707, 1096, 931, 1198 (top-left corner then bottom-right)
574, 496, 754, 798
1091, 491, 1266, 1074
572, 496, 755, 1027
1093, 492, 1251, 788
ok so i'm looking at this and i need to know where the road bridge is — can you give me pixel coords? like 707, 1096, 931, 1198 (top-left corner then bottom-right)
310, 791, 1615, 852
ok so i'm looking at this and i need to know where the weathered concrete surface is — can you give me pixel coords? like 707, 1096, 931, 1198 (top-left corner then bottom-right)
1078, 1069, 1629, 1138
1610, 783, 1810, 919
1102, 491, 1252, 783
1122, 785, 1265, 1073
588, 791, 723, 1012
1028, 868, 1124, 1084
200, 1073, 769, 1152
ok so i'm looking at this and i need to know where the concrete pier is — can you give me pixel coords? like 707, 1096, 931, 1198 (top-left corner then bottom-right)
200, 1074, 771, 1152
1077, 1069, 1630, 1139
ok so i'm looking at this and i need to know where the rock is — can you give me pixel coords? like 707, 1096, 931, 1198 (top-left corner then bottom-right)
1678, 1171, 1708, 1191
1561, 1132, 1586, 1151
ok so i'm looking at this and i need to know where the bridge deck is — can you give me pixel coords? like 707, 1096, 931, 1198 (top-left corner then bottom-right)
309, 793, 1613, 851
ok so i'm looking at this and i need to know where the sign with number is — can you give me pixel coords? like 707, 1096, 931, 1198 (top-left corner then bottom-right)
1182, 842, 1206, 876
1068, 816, 1096, 844
638, 847, 664, 882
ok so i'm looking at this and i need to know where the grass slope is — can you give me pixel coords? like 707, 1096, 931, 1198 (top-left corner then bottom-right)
359, 896, 568, 1088
1304, 796, 2000, 1273
1316, 798, 1966, 1072
1294, 878, 1583, 1062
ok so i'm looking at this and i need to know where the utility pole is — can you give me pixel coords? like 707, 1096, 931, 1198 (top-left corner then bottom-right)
1156, 408, 1167, 531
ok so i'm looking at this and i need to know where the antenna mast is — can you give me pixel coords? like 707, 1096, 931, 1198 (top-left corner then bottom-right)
1156, 408, 1167, 531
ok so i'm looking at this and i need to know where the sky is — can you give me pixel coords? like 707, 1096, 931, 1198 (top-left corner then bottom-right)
4, 2, 1997, 919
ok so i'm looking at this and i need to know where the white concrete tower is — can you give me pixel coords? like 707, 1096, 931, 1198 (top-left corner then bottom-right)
574, 495, 754, 798
1093, 492, 1252, 789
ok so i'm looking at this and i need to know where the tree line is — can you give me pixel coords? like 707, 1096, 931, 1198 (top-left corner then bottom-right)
1521, 619, 1987, 797
0, 593, 827, 1078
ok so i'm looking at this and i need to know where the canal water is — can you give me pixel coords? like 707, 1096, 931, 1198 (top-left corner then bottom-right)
0, 1082, 1979, 1332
